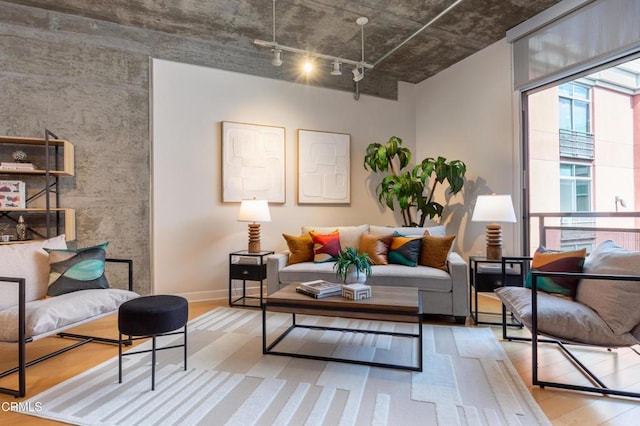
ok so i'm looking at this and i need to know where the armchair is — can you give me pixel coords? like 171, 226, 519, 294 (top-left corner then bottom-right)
495, 242, 640, 399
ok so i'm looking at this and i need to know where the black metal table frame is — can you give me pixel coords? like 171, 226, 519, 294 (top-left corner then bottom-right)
229, 250, 273, 309
262, 303, 423, 372
468, 256, 524, 327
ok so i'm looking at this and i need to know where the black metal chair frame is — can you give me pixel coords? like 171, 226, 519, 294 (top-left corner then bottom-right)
500, 257, 640, 399
0, 258, 134, 398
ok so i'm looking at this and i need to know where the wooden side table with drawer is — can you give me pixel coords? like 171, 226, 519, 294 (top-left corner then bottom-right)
229, 250, 274, 308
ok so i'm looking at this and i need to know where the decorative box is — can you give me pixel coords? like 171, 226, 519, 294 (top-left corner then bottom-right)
342, 283, 372, 300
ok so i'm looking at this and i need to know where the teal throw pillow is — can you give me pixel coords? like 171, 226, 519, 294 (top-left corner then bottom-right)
388, 231, 422, 267
45, 242, 110, 296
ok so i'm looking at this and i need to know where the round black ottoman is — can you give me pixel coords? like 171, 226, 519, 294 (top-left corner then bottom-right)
118, 295, 188, 391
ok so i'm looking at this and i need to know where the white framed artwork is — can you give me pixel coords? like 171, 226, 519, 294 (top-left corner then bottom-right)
297, 129, 350, 204
221, 121, 285, 203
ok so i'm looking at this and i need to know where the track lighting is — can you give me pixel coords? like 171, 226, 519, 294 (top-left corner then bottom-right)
352, 67, 364, 82
254, 0, 372, 84
271, 49, 283, 66
330, 61, 342, 76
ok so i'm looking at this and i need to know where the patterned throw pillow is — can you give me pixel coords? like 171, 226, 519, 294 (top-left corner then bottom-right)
282, 232, 314, 265
45, 242, 110, 297
419, 232, 455, 271
525, 247, 586, 297
359, 233, 393, 265
310, 230, 341, 263
388, 231, 422, 267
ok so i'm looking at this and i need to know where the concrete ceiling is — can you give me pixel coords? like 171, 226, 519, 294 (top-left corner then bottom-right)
5, 0, 562, 98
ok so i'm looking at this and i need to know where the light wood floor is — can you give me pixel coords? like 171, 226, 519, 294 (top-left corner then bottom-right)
1, 297, 639, 425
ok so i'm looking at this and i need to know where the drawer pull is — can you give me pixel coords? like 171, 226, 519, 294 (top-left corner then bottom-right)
242, 270, 249, 275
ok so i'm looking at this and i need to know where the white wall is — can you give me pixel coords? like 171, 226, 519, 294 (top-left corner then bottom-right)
415, 39, 521, 258
152, 59, 416, 299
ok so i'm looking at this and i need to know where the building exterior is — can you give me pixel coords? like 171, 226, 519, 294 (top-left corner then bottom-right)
528, 59, 640, 252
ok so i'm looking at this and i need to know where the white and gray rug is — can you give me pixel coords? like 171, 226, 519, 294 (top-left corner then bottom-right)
20, 307, 549, 425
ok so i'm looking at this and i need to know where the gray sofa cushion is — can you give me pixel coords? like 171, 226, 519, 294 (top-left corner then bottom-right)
278, 262, 452, 293
495, 287, 639, 347
577, 240, 640, 335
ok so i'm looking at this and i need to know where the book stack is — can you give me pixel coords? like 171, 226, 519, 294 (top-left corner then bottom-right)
296, 280, 343, 298
0, 162, 36, 171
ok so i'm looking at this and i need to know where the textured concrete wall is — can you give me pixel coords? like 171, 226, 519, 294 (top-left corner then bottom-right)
0, 1, 402, 294
0, 3, 157, 291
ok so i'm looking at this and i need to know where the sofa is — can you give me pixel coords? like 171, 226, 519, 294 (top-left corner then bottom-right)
267, 225, 469, 323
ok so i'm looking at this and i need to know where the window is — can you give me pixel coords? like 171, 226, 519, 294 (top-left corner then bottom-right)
560, 163, 592, 212
559, 82, 591, 133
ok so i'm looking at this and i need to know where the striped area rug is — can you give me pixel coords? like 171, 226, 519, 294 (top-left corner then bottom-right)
20, 307, 549, 425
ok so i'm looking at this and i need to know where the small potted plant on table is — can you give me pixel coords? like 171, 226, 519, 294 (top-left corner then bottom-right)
334, 247, 372, 285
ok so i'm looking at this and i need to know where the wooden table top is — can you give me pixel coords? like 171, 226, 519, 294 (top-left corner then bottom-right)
266, 284, 421, 315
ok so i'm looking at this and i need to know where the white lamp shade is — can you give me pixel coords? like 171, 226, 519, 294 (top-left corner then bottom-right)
238, 199, 271, 222
471, 195, 516, 223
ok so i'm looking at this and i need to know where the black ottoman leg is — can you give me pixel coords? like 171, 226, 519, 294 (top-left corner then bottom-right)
183, 324, 188, 371
151, 335, 156, 391
118, 332, 123, 384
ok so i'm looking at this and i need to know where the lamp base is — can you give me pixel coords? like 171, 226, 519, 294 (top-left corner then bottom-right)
247, 223, 261, 253
485, 223, 503, 260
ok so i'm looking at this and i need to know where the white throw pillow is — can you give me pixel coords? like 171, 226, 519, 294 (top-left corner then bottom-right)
0, 235, 67, 310
576, 240, 640, 335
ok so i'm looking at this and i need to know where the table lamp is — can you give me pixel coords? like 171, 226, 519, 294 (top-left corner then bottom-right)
238, 198, 271, 253
471, 194, 516, 260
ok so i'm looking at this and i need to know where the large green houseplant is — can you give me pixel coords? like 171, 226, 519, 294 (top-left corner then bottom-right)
333, 247, 372, 284
364, 136, 466, 227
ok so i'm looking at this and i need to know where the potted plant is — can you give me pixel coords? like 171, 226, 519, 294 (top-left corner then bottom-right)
364, 136, 467, 226
333, 247, 372, 284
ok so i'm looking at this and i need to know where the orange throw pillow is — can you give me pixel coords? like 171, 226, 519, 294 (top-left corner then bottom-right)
419, 232, 455, 271
282, 233, 314, 265
359, 233, 393, 265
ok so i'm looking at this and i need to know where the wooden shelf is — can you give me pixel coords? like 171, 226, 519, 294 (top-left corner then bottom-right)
0, 133, 76, 242
0, 208, 76, 242
0, 135, 74, 176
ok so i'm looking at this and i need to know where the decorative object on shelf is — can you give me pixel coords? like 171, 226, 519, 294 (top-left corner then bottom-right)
11, 150, 28, 162
0, 180, 26, 209
364, 136, 466, 226
298, 129, 350, 204
16, 215, 27, 241
471, 194, 517, 260
333, 246, 372, 284
238, 198, 271, 253
0, 223, 10, 242
342, 283, 372, 300
221, 121, 285, 203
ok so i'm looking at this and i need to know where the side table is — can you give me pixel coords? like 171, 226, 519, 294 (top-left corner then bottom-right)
229, 250, 274, 308
469, 256, 523, 326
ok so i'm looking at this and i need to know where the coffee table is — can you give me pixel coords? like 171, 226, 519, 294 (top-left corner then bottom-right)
262, 284, 423, 371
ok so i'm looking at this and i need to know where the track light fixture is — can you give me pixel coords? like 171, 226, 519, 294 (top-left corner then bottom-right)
271, 49, 283, 66
352, 67, 364, 82
254, 0, 372, 83
330, 60, 342, 76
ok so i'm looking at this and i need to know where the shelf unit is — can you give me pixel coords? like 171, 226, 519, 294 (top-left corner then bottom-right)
0, 130, 76, 243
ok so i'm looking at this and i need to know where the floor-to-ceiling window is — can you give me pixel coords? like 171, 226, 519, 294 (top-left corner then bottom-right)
525, 58, 640, 253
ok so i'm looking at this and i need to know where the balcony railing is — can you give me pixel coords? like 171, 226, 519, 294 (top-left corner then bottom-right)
529, 212, 640, 254
559, 129, 594, 159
